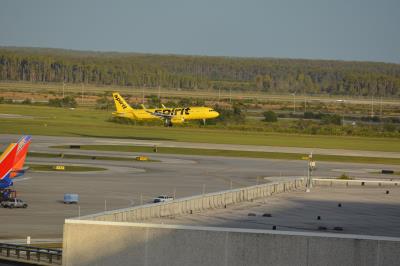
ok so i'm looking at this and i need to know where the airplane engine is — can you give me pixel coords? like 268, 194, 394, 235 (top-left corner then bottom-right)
171, 117, 185, 124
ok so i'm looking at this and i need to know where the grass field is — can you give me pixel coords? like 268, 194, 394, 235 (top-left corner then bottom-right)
3, 81, 399, 105
1, 104, 399, 152
27, 164, 106, 172
28, 152, 159, 162
53, 145, 400, 165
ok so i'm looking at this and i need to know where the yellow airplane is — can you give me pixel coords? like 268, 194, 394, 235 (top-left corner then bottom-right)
112, 92, 219, 126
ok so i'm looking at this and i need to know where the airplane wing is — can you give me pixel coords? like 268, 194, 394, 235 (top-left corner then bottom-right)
11, 175, 31, 182
146, 110, 174, 119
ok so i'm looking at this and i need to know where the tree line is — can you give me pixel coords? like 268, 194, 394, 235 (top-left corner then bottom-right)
1, 47, 400, 97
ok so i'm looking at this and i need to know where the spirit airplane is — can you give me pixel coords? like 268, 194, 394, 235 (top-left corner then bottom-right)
112, 93, 219, 126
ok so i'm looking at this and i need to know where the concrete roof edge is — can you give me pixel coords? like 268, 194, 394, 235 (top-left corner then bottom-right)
71, 177, 305, 220
64, 219, 400, 242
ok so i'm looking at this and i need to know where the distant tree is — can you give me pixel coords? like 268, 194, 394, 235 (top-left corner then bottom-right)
263, 111, 278, 122
164, 101, 177, 108
22, 98, 32, 105
95, 96, 113, 110
303, 111, 314, 119
178, 98, 192, 107
383, 123, 397, 132
1, 47, 400, 97
193, 98, 205, 106
49, 96, 77, 108
213, 104, 245, 124
370, 116, 381, 122
321, 114, 341, 125
146, 94, 161, 108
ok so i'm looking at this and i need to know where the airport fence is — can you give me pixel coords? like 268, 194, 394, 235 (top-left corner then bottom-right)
77, 178, 305, 223
0, 243, 62, 265
313, 178, 400, 187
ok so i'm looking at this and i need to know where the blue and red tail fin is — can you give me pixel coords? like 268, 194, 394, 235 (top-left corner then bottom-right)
10, 135, 32, 178
0, 143, 18, 181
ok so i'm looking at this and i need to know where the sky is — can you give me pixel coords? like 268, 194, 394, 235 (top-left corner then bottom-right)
0, 0, 399, 63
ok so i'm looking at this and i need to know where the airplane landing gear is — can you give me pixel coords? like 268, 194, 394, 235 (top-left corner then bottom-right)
164, 119, 173, 127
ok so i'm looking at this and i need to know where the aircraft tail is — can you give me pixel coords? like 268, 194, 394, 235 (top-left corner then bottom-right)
112, 93, 134, 113
0, 143, 18, 181
10, 135, 31, 178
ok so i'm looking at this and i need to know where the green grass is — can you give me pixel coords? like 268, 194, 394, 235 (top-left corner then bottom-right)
1, 104, 400, 152
52, 145, 400, 165
27, 164, 107, 172
337, 173, 354, 180
28, 152, 159, 162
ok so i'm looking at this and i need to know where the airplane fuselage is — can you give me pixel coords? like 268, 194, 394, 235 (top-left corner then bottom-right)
112, 92, 219, 125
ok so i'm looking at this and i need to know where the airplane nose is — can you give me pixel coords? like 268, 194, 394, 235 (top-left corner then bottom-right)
213, 111, 219, 118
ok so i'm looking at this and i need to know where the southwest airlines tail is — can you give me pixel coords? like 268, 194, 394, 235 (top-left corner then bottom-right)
0, 142, 18, 188
10, 135, 32, 178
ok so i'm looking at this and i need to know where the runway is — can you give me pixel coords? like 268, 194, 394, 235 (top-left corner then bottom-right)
0, 134, 399, 239
1, 134, 400, 159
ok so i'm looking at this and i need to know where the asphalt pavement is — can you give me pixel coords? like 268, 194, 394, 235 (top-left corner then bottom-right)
0, 134, 399, 239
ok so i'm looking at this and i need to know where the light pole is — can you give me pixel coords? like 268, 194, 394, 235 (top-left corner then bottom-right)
371, 95, 374, 117
342, 101, 345, 126
81, 83, 84, 105
292, 92, 296, 113
142, 84, 145, 104
306, 152, 316, 192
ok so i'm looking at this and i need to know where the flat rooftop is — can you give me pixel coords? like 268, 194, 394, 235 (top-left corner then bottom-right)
147, 186, 400, 237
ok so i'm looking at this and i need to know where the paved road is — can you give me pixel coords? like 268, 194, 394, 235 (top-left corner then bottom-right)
1, 134, 400, 159
0, 134, 399, 239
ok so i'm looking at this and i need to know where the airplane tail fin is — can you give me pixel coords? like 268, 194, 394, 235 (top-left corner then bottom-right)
0, 143, 18, 180
10, 135, 31, 178
112, 92, 134, 113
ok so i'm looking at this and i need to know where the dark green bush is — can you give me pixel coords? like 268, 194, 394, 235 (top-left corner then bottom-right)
48, 96, 77, 108
263, 111, 278, 122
